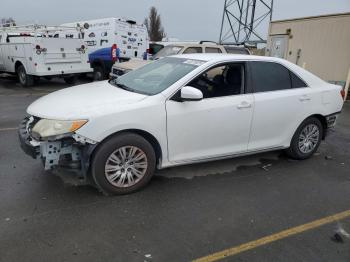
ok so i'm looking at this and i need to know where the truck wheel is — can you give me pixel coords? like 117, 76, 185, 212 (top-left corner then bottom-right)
17, 65, 34, 87
285, 117, 323, 160
91, 133, 156, 195
64, 76, 77, 85
93, 66, 105, 81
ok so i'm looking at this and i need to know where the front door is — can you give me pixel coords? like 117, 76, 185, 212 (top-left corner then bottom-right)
166, 62, 254, 163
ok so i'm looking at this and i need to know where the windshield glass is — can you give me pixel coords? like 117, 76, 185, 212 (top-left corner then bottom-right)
110, 57, 204, 95
153, 45, 183, 59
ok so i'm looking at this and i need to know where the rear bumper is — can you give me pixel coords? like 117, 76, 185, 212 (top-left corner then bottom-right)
33, 67, 93, 76
325, 112, 341, 128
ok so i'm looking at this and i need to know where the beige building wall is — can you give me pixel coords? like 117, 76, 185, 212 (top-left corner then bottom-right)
266, 13, 350, 84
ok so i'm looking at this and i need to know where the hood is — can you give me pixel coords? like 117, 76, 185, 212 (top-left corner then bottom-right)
116, 59, 150, 70
27, 81, 147, 120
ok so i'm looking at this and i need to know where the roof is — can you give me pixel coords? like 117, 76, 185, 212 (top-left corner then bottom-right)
171, 53, 326, 87
272, 12, 350, 24
172, 53, 278, 62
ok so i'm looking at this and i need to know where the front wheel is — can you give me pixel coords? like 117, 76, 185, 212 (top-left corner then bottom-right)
285, 117, 323, 160
91, 133, 156, 195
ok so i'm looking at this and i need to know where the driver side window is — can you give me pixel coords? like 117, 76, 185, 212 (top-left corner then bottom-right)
188, 63, 245, 99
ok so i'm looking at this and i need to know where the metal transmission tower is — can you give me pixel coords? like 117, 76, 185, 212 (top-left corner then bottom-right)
219, 0, 273, 45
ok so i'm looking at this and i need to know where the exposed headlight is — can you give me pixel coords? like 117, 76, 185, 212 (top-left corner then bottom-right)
32, 119, 87, 138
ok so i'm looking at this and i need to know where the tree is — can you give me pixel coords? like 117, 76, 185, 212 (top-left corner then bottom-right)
0, 17, 16, 27
144, 7, 166, 41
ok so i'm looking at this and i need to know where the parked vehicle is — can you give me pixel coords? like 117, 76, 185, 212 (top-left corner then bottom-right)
110, 41, 250, 78
0, 24, 92, 86
19, 54, 344, 195
63, 18, 149, 81
224, 45, 251, 55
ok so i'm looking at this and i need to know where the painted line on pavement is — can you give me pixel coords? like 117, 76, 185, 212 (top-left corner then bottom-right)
0, 92, 51, 97
0, 127, 17, 132
193, 209, 350, 262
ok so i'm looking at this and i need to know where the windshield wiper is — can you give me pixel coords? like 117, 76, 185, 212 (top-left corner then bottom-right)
115, 83, 136, 93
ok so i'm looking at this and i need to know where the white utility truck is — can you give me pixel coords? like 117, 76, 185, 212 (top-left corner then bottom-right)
0, 24, 92, 86
62, 18, 149, 80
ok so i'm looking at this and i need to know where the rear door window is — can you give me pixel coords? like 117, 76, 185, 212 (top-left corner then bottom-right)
250, 61, 292, 92
205, 47, 222, 53
182, 47, 202, 54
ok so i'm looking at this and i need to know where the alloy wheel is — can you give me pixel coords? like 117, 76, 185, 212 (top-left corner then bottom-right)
298, 124, 320, 154
104, 146, 148, 188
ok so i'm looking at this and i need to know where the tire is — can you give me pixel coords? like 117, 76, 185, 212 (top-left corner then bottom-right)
285, 117, 323, 160
91, 133, 156, 195
17, 65, 34, 87
93, 66, 105, 81
64, 75, 77, 85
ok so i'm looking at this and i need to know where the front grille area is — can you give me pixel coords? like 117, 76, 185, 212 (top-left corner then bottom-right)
113, 68, 126, 76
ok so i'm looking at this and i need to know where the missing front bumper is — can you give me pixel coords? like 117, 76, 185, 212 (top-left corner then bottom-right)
18, 117, 97, 180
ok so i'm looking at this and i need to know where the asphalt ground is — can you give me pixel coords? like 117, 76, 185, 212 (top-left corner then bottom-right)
0, 74, 349, 262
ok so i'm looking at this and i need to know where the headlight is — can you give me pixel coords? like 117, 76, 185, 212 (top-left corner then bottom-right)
32, 119, 87, 138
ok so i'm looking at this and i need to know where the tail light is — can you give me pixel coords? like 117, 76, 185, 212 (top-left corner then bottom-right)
111, 44, 117, 62
340, 89, 346, 100
146, 48, 150, 54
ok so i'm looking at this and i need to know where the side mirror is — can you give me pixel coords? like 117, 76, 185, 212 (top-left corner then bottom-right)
180, 86, 203, 101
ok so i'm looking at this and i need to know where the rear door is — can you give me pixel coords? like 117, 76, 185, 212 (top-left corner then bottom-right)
247, 61, 312, 151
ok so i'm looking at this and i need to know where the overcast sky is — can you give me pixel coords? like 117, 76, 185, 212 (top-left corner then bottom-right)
1, 0, 349, 41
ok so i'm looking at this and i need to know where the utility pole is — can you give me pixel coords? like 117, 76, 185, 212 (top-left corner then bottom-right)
219, 0, 273, 45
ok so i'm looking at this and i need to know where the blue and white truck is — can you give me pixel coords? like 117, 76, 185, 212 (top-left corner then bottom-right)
63, 18, 149, 80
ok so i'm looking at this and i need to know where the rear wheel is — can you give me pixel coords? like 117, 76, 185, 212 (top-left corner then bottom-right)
285, 117, 323, 160
91, 133, 156, 195
17, 65, 34, 87
93, 66, 105, 81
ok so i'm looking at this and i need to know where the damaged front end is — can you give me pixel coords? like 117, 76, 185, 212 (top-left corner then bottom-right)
18, 116, 97, 184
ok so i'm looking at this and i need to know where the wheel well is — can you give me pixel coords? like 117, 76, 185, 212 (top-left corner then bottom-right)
98, 129, 163, 166
307, 114, 327, 139
15, 61, 23, 72
91, 60, 104, 71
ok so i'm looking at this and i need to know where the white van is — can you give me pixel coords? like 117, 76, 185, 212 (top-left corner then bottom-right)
0, 24, 92, 86
62, 18, 149, 80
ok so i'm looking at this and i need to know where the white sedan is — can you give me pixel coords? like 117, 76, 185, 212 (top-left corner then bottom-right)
19, 54, 345, 195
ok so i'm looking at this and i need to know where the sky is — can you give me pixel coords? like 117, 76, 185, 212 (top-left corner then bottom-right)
1, 0, 349, 42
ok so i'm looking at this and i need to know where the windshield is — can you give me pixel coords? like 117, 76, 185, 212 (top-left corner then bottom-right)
153, 45, 183, 60
110, 57, 204, 95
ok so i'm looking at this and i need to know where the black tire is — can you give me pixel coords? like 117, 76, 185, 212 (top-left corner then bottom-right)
64, 75, 78, 85
17, 65, 34, 87
285, 117, 323, 160
93, 66, 105, 81
91, 133, 156, 195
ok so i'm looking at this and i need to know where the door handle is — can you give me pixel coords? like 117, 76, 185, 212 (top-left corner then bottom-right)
237, 101, 252, 109
299, 95, 311, 102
